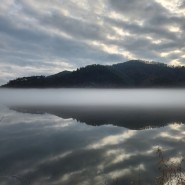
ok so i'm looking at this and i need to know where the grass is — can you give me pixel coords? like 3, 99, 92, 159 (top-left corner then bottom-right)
156, 147, 185, 185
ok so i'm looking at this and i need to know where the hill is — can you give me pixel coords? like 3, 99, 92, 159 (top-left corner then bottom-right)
2, 60, 185, 88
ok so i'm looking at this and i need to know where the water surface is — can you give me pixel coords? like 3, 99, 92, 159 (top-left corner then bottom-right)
0, 89, 185, 185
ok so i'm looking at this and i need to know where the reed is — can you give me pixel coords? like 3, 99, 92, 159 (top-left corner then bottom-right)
156, 147, 185, 185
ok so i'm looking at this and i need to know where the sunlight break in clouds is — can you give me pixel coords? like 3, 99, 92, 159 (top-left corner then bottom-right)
0, 0, 185, 84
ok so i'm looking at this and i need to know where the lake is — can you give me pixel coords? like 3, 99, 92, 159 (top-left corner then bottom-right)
0, 89, 185, 185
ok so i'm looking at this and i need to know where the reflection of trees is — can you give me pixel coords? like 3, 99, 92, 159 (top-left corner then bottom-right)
11, 106, 185, 130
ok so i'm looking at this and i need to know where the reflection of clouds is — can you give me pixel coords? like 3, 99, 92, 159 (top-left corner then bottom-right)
0, 107, 185, 184
41, 151, 73, 164
158, 123, 185, 141
86, 130, 136, 149
160, 131, 182, 140
169, 123, 185, 131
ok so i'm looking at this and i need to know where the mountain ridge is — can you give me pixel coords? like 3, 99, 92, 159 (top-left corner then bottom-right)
2, 60, 185, 88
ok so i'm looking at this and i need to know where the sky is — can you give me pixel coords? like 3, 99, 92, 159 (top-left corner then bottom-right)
0, 0, 185, 85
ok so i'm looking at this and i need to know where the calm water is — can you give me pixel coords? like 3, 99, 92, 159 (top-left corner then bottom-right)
0, 89, 185, 185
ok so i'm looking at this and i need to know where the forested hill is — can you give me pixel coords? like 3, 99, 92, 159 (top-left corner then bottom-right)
2, 60, 185, 88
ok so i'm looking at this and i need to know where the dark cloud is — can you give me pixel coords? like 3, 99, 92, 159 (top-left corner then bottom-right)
108, 0, 167, 19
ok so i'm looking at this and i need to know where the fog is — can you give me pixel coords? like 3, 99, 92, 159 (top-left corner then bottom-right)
0, 88, 185, 108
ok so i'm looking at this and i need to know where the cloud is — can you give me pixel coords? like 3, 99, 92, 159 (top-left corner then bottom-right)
0, 0, 185, 84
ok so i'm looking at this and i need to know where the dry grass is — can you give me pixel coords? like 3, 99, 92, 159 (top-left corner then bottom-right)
156, 148, 185, 185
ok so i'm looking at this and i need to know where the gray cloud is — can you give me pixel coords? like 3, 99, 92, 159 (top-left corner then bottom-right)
178, 0, 185, 8
108, 0, 164, 18
0, 0, 185, 84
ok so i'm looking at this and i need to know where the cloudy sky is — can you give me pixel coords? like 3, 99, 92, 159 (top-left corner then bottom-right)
0, 0, 185, 85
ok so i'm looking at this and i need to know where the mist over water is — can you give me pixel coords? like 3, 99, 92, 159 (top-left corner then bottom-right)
1, 88, 185, 108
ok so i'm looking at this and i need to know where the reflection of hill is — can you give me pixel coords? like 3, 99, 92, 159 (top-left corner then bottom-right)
11, 106, 185, 130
